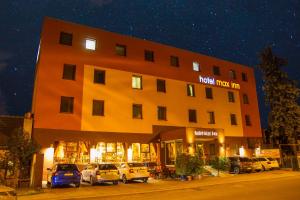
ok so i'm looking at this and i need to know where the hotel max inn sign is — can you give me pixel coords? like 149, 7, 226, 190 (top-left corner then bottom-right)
199, 75, 240, 89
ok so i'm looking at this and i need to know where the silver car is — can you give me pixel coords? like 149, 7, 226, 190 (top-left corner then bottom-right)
81, 163, 119, 185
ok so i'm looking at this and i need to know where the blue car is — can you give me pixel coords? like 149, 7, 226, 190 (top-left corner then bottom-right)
47, 164, 81, 188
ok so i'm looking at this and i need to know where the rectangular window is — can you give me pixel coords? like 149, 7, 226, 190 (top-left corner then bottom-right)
213, 66, 221, 75
60, 96, 74, 113
188, 109, 197, 123
205, 87, 213, 99
59, 32, 73, 46
187, 84, 195, 97
157, 79, 166, 93
157, 106, 167, 120
85, 38, 96, 50
208, 111, 215, 124
62, 64, 76, 80
170, 56, 179, 67
230, 114, 237, 125
193, 62, 200, 71
242, 72, 248, 81
245, 115, 252, 126
229, 70, 236, 79
209, 144, 216, 155
243, 94, 249, 104
94, 69, 105, 84
132, 104, 143, 119
228, 91, 235, 102
144, 50, 154, 62
115, 44, 126, 56
92, 100, 104, 116
132, 75, 142, 89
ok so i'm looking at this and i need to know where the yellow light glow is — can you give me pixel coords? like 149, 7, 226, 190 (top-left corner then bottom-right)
90, 147, 97, 163
239, 146, 245, 157
219, 146, 225, 157
45, 147, 54, 161
127, 147, 133, 162
255, 147, 261, 157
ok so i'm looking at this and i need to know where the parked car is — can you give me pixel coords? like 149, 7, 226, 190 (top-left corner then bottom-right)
143, 162, 161, 178
266, 157, 280, 169
251, 158, 263, 172
81, 163, 119, 185
47, 164, 81, 188
117, 162, 149, 183
0, 185, 17, 200
228, 157, 253, 174
256, 157, 272, 171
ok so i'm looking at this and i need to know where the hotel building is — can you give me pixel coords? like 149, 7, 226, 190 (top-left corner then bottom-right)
32, 17, 262, 180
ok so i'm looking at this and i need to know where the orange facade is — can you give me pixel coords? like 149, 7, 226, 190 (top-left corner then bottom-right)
32, 17, 262, 159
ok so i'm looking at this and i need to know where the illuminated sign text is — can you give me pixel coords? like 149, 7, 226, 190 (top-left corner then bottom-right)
199, 76, 240, 89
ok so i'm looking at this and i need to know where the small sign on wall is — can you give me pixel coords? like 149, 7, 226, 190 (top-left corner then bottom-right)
194, 130, 218, 137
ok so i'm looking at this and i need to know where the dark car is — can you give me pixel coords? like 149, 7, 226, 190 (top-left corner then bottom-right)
47, 164, 81, 188
228, 157, 253, 174
143, 162, 161, 178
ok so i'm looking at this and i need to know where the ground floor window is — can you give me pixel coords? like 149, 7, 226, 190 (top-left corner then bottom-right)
165, 140, 183, 165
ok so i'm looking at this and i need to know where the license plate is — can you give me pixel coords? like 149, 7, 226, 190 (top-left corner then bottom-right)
64, 173, 73, 176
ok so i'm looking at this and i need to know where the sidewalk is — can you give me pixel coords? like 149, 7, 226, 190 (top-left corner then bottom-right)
18, 170, 300, 200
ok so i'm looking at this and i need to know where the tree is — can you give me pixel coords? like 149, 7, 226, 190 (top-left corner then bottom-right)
6, 128, 40, 179
258, 47, 300, 170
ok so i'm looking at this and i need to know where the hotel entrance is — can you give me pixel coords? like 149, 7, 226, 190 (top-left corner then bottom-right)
195, 139, 219, 164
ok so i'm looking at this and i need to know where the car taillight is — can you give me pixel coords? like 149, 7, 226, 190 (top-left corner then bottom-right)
129, 169, 134, 173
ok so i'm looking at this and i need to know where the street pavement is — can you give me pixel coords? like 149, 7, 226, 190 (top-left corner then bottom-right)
18, 170, 300, 200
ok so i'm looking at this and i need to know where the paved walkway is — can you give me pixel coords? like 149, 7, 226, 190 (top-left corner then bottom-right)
18, 170, 300, 200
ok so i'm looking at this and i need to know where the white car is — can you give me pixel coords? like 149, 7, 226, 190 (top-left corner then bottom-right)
81, 163, 119, 185
117, 162, 149, 184
256, 157, 272, 171
266, 157, 280, 169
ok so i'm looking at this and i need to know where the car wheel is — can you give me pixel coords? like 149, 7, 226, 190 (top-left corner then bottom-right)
113, 181, 118, 185
90, 176, 95, 186
262, 165, 265, 171
233, 167, 240, 174
143, 178, 148, 183
50, 181, 55, 188
122, 175, 127, 184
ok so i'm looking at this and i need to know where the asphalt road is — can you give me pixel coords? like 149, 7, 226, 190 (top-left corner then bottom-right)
72, 174, 300, 200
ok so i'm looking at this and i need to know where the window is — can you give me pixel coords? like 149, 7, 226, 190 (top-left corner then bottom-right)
187, 84, 195, 97
243, 94, 249, 104
92, 100, 104, 116
132, 104, 143, 119
242, 72, 248, 81
157, 106, 167, 120
213, 66, 221, 75
228, 91, 235, 102
144, 50, 154, 62
230, 114, 237, 125
193, 62, 200, 71
229, 70, 236, 79
59, 32, 72, 46
245, 115, 252, 126
85, 38, 96, 50
132, 75, 142, 89
209, 144, 216, 155
60, 96, 74, 113
208, 111, 215, 124
94, 69, 105, 84
170, 56, 179, 67
205, 87, 213, 99
188, 109, 197, 123
157, 79, 166, 93
62, 64, 76, 80
115, 44, 126, 56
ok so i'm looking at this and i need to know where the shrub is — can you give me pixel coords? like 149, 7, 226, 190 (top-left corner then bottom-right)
209, 157, 229, 171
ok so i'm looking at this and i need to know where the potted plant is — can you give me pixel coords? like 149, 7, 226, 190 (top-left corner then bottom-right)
188, 154, 204, 180
175, 153, 189, 181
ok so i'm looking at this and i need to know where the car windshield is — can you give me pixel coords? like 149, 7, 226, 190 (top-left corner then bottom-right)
99, 164, 117, 170
240, 157, 251, 162
128, 163, 144, 167
252, 158, 258, 161
57, 164, 78, 171
267, 158, 275, 161
145, 162, 157, 167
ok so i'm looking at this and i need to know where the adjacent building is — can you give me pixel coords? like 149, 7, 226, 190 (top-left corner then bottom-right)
32, 17, 262, 181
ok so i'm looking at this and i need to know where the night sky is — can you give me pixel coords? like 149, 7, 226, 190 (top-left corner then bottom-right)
0, 0, 300, 128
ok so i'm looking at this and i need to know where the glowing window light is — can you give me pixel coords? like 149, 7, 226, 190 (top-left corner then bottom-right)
90, 147, 97, 163
45, 146, 54, 161
193, 62, 199, 71
85, 39, 96, 50
239, 146, 245, 157
127, 147, 133, 162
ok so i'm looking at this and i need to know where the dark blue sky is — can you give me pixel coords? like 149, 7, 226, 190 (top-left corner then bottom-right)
0, 0, 299, 128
